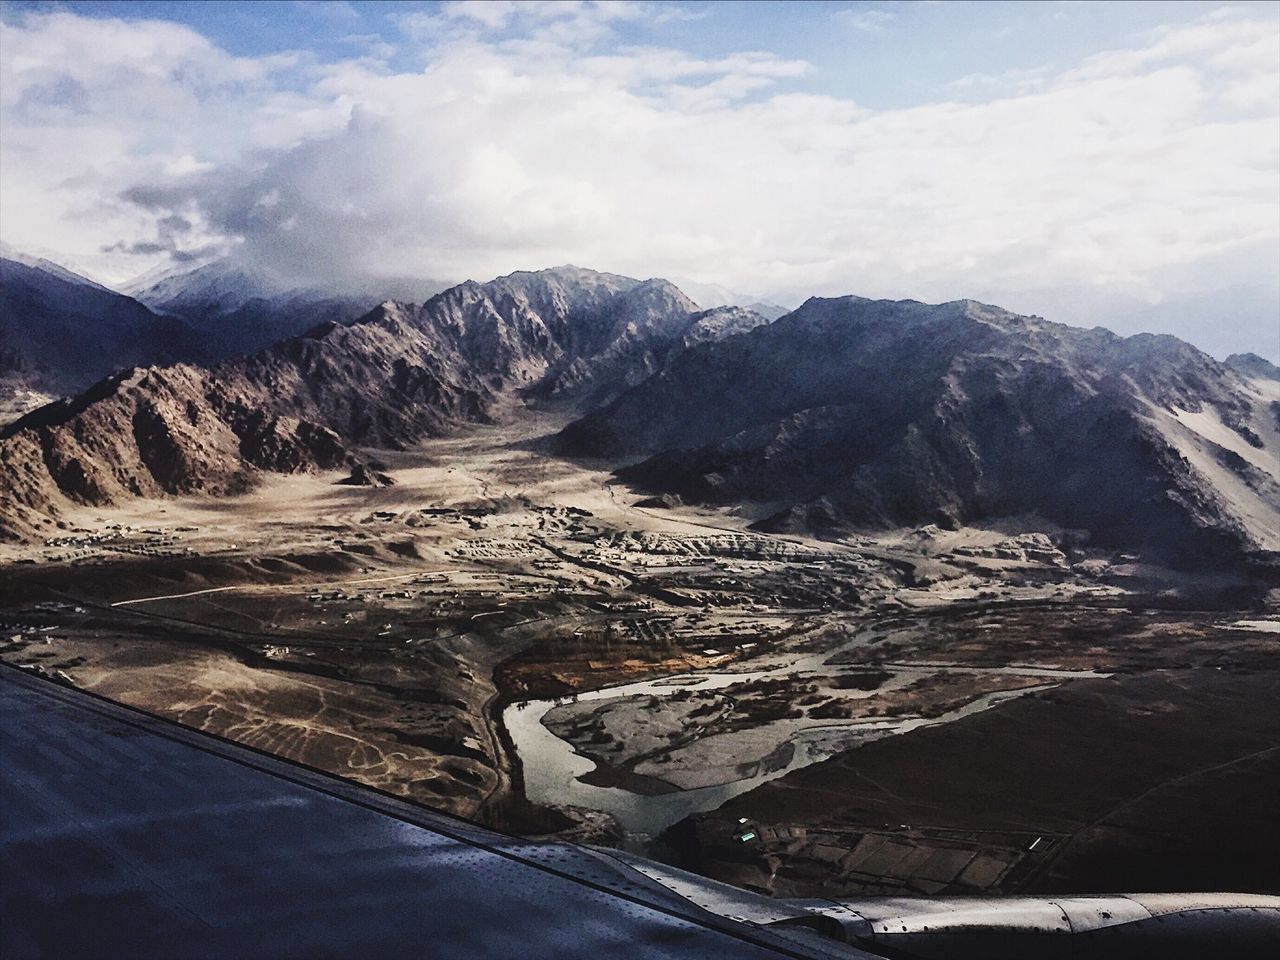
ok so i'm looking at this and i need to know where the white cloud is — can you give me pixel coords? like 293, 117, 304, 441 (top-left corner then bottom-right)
0, 11, 341, 275
442, 1, 519, 30
338, 32, 399, 62
396, 1, 699, 49
949, 64, 1054, 94
0, 6, 1276, 356
836, 8, 896, 33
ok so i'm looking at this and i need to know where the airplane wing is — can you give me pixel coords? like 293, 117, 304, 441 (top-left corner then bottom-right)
2, 666, 1276, 959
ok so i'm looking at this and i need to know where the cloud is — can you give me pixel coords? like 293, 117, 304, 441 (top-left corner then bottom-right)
337, 32, 398, 62
836, 8, 896, 33
440, 1, 519, 30
949, 64, 1054, 95
0, 6, 1277, 356
0, 10, 340, 277
395, 0, 699, 49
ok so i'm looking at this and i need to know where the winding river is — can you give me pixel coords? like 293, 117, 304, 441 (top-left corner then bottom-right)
502, 629, 1110, 839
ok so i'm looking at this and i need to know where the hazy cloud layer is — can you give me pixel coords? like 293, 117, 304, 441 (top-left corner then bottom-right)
1, 3, 1276, 357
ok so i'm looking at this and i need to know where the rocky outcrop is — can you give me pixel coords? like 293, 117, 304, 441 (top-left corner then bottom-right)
1226, 352, 1280, 381
336, 463, 395, 487
680, 306, 771, 348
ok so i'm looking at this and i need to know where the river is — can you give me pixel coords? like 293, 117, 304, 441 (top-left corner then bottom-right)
501, 629, 1109, 839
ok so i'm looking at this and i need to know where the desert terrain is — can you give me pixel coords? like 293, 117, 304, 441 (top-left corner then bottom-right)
3, 412, 1277, 892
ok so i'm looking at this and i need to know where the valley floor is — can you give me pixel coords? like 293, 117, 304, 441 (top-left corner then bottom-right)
2, 414, 1277, 892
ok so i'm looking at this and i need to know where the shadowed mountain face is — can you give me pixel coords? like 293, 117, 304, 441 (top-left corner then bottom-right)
558, 297, 1280, 566
0, 256, 201, 408
0, 267, 762, 540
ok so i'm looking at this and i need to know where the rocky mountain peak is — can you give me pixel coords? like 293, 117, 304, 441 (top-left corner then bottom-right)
1226, 352, 1280, 381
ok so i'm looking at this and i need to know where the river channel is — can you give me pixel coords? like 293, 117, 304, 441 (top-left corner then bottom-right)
502, 628, 1109, 839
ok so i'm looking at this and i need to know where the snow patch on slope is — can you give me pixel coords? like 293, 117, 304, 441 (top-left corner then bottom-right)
1150, 390, 1280, 551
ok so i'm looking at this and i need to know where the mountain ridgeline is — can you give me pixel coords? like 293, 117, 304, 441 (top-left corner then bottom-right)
1, 267, 1276, 567
0, 267, 764, 540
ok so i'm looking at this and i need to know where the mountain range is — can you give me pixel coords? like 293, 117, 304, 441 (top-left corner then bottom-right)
1, 260, 1276, 568
0, 265, 765, 540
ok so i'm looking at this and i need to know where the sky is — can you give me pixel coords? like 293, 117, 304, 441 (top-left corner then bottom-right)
1, 0, 1277, 359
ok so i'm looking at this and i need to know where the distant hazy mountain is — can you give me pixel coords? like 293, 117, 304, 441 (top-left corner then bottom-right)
559, 296, 1280, 566
0, 253, 200, 419
1104, 284, 1280, 364
670, 277, 789, 321
0, 267, 764, 540
123, 258, 449, 360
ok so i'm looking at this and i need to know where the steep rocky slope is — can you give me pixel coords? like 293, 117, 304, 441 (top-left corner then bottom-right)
0, 267, 758, 540
559, 297, 1280, 565
0, 255, 201, 415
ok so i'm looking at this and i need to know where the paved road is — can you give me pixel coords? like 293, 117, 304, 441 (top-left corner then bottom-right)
0, 667, 859, 960
109, 571, 432, 606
